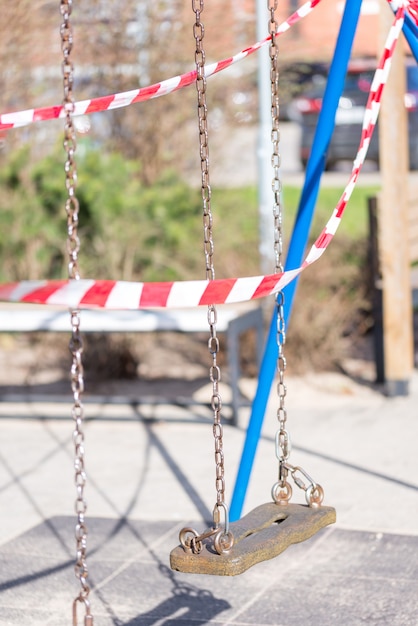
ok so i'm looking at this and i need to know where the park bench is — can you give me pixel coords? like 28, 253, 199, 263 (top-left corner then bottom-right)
368, 194, 418, 384
0, 302, 264, 424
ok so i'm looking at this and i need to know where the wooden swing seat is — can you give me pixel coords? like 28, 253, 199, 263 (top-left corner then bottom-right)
170, 501, 336, 576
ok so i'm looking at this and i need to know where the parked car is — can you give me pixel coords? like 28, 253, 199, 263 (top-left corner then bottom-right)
293, 58, 418, 170
279, 61, 328, 120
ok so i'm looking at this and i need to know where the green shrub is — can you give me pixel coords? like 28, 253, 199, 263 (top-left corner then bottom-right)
0, 148, 208, 282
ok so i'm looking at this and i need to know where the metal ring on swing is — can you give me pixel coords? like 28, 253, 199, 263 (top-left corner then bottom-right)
213, 527, 234, 555
179, 527, 203, 554
305, 483, 324, 508
271, 480, 293, 505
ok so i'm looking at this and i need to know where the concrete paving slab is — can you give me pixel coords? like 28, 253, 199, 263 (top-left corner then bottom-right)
0, 368, 417, 623
1, 516, 418, 625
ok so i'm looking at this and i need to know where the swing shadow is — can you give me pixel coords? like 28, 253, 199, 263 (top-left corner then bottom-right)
0, 376, 213, 410
84, 513, 231, 625
0, 514, 232, 625
69, 415, 229, 624
86, 517, 231, 626
120, 584, 231, 626
253, 430, 418, 493
293, 442, 418, 492
0, 411, 222, 622
84, 417, 231, 625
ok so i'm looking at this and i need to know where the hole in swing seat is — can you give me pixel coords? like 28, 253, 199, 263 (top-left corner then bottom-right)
170, 502, 336, 576
241, 514, 286, 540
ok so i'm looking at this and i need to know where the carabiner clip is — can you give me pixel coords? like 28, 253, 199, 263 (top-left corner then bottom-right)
288, 465, 325, 508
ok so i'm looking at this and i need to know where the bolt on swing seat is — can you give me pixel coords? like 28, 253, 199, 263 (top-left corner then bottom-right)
170, 501, 336, 576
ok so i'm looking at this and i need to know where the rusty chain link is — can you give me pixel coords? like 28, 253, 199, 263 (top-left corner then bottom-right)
192, 0, 213, 282
179, 0, 234, 555
192, 0, 225, 518
267, 0, 291, 501
60, 2, 94, 623
268, 0, 283, 276
61, 0, 80, 282
267, 1, 324, 508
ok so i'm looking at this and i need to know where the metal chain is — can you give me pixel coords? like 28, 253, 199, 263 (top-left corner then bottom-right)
269, 0, 283, 277
193, 0, 213, 282
267, 0, 291, 504
60, 2, 94, 624
61, 0, 80, 281
192, 0, 233, 549
268, 1, 324, 508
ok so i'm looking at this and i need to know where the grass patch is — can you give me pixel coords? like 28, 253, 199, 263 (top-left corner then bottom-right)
213, 184, 380, 244
212, 183, 379, 277
283, 184, 380, 241
213, 182, 379, 373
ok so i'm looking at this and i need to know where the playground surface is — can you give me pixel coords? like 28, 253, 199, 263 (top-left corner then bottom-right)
0, 365, 417, 625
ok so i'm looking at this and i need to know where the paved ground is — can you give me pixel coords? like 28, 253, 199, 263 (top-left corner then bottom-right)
0, 366, 417, 625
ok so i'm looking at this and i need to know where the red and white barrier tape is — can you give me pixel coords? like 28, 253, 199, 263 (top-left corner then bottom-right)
0, 274, 301, 310
0, 0, 321, 131
389, 0, 418, 21
304, 3, 407, 268
0, 7, 406, 310
0, 5, 414, 310
1, 0, 416, 133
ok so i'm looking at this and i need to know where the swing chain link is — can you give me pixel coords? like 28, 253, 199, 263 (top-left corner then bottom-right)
268, 0, 291, 497
70, 311, 91, 613
191, 0, 232, 549
61, 0, 80, 282
269, 0, 283, 276
268, 0, 324, 508
193, 0, 213, 282
60, 2, 93, 624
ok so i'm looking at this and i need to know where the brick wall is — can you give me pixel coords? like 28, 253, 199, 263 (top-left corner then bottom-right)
197, 0, 381, 63
180, 1, 256, 61
275, 0, 380, 61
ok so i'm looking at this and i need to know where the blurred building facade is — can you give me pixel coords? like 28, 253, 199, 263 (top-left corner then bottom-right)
200, 0, 386, 63
275, 0, 380, 61
0, 1, 398, 133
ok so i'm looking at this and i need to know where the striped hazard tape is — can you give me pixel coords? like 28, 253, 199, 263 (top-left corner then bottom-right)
0, 273, 303, 310
0, 0, 320, 131
0, 4, 413, 310
389, 1, 418, 20
1, 0, 416, 133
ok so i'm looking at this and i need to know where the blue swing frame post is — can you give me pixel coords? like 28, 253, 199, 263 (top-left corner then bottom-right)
403, 12, 418, 61
229, 0, 364, 522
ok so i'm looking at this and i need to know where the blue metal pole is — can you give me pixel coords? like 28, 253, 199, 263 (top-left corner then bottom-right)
230, 0, 363, 522
403, 13, 418, 62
